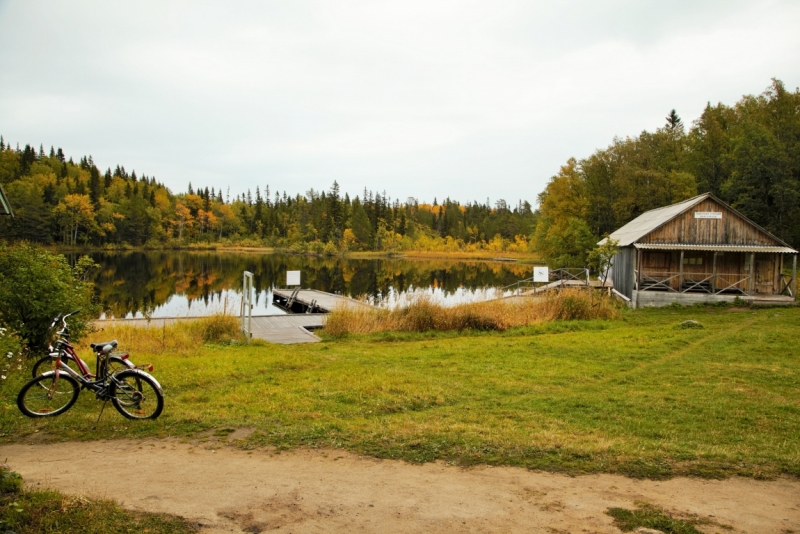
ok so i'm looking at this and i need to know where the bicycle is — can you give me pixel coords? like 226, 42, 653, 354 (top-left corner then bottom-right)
17, 310, 164, 420
31, 312, 140, 380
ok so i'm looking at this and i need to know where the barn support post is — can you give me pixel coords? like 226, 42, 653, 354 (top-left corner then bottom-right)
678, 250, 684, 292
748, 253, 755, 295
636, 248, 642, 290
635, 248, 642, 309
712, 252, 718, 295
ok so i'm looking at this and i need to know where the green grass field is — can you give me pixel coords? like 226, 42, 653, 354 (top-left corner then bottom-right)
1, 306, 798, 480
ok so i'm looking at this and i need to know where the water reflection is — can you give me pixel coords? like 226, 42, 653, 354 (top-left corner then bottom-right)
77, 251, 531, 318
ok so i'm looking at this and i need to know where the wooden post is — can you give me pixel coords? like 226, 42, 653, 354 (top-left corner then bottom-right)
679, 250, 684, 292
712, 252, 718, 295
748, 253, 755, 295
635, 248, 642, 309
636, 249, 642, 290
793, 254, 797, 299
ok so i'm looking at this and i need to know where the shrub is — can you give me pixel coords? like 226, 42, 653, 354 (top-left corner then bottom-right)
0, 242, 98, 353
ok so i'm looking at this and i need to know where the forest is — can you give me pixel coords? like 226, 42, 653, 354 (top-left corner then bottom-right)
1, 79, 798, 264
0, 143, 537, 254
535, 79, 800, 266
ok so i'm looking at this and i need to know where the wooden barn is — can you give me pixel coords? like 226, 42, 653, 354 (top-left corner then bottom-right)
603, 193, 797, 307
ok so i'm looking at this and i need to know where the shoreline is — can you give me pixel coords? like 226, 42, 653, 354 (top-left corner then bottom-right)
48, 244, 543, 263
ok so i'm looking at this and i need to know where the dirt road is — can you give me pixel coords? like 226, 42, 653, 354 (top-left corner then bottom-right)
1, 437, 798, 533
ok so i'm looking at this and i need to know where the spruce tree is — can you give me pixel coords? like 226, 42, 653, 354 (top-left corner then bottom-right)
89, 166, 102, 207
666, 109, 683, 130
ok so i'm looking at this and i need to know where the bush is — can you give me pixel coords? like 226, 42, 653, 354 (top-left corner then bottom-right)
0, 242, 98, 353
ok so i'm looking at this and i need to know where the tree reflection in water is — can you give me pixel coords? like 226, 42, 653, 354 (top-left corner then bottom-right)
73, 252, 532, 318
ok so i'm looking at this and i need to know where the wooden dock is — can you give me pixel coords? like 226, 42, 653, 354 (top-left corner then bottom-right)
94, 314, 327, 345
247, 314, 325, 344
272, 288, 373, 313
519, 279, 606, 295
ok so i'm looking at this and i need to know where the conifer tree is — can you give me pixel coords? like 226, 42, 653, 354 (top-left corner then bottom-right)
666, 109, 683, 130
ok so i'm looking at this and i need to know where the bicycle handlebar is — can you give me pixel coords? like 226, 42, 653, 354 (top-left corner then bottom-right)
51, 310, 81, 337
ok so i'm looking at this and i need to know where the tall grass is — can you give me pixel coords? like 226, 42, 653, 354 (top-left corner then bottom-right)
324, 288, 621, 337
84, 314, 242, 356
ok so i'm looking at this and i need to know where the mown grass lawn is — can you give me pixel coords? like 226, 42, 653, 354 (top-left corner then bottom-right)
1, 306, 798, 479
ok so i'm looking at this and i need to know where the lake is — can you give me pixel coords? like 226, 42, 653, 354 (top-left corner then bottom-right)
79, 251, 533, 319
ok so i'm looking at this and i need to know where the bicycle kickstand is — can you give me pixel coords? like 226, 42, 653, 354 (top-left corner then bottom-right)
94, 400, 109, 428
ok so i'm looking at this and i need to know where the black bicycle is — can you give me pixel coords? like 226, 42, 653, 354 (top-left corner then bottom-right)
17, 311, 164, 420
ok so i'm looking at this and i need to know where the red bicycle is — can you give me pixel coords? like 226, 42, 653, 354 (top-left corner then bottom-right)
17, 310, 163, 420
30, 311, 143, 380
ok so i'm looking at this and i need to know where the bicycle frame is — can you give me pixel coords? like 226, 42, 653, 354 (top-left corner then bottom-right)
20, 310, 164, 420
46, 311, 146, 400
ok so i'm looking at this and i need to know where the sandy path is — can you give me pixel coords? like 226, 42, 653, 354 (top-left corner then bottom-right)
1, 438, 798, 533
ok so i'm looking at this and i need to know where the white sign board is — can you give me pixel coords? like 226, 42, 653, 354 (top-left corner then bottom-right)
286, 270, 301, 286
694, 211, 722, 219
533, 266, 549, 283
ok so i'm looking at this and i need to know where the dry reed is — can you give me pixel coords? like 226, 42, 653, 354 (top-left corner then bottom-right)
82, 314, 242, 355
324, 288, 621, 337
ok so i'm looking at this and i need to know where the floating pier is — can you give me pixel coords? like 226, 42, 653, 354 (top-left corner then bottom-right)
272, 288, 373, 314
94, 313, 326, 345
96, 290, 373, 346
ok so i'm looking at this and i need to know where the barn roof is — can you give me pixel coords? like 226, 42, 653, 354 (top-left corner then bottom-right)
603, 193, 710, 247
599, 192, 795, 251
634, 243, 797, 253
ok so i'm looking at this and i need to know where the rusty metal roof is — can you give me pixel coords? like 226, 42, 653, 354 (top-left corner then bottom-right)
634, 243, 797, 253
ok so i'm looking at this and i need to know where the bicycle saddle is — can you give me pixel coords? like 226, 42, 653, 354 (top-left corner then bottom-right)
90, 340, 118, 351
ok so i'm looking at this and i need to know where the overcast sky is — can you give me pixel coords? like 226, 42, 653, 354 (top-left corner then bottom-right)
1, 1, 798, 206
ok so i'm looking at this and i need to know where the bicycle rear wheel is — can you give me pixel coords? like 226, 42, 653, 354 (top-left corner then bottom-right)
110, 370, 163, 420
17, 372, 80, 417
32, 355, 80, 380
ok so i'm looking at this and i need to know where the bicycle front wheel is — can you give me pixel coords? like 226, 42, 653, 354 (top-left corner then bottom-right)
110, 370, 163, 420
17, 372, 80, 417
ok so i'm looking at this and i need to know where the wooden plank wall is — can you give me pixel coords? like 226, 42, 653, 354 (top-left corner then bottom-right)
640, 198, 781, 246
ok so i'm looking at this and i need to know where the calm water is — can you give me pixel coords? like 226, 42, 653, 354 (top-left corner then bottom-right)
78, 251, 532, 319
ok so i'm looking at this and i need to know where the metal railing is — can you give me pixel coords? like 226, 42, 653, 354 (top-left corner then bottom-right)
501, 268, 590, 295
241, 271, 253, 342
635, 270, 751, 295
